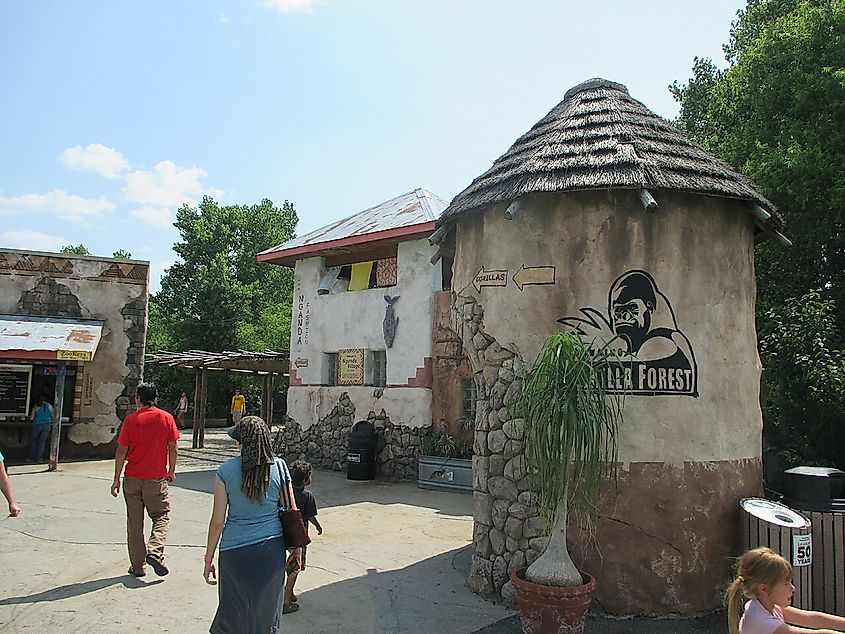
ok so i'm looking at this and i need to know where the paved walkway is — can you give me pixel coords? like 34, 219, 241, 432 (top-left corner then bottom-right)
0, 429, 510, 633
1, 429, 726, 633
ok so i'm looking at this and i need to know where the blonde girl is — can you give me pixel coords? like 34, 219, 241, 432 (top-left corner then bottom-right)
728, 547, 845, 634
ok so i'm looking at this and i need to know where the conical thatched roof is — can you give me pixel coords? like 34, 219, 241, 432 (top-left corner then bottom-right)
436, 78, 783, 237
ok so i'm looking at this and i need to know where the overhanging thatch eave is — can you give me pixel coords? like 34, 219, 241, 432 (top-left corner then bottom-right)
436, 78, 785, 242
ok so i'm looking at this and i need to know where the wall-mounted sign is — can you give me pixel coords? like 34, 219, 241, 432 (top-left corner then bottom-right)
294, 357, 309, 368
558, 270, 698, 396
513, 265, 555, 290
473, 264, 557, 292
338, 349, 365, 385
0, 364, 32, 415
473, 266, 508, 292
57, 349, 91, 361
295, 289, 310, 347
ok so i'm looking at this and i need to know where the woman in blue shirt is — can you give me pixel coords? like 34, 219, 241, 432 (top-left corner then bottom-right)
203, 416, 300, 634
29, 395, 54, 463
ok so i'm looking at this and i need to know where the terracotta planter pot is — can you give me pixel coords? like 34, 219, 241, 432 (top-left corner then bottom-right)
511, 567, 597, 634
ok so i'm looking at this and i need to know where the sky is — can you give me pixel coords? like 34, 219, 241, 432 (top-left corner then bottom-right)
0, 0, 745, 293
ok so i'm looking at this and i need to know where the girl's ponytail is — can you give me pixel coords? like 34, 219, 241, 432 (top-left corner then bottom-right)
726, 577, 745, 634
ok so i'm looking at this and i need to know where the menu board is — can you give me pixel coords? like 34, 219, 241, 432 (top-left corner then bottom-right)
0, 364, 32, 416
338, 349, 365, 385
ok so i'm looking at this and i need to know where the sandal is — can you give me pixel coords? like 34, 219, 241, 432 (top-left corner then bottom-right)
282, 602, 300, 614
128, 567, 146, 577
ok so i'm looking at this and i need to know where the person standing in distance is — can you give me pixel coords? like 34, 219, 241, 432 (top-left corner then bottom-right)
230, 388, 246, 424
111, 383, 179, 578
175, 391, 188, 429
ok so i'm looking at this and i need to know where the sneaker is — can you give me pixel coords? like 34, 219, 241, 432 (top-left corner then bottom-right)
145, 554, 169, 577
128, 567, 146, 577
282, 603, 300, 614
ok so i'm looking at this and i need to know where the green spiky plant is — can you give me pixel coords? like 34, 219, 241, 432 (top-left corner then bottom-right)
518, 332, 626, 587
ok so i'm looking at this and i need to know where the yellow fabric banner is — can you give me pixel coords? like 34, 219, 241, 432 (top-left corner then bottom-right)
348, 261, 374, 291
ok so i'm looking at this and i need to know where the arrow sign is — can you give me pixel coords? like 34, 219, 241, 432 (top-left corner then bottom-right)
513, 265, 555, 290
294, 357, 309, 368
473, 266, 508, 292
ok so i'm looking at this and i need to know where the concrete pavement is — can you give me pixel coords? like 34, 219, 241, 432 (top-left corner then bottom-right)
0, 429, 511, 633
1, 429, 726, 633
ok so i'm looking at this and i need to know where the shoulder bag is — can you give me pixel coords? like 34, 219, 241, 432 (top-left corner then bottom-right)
277, 460, 311, 548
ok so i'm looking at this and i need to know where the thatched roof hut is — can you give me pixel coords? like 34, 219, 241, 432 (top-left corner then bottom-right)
448, 78, 780, 615
435, 78, 785, 242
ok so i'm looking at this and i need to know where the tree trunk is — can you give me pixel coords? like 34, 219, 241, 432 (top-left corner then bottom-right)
524, 496, 582, 587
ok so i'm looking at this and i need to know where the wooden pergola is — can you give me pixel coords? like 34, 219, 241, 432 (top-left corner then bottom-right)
147, 349, 289, 448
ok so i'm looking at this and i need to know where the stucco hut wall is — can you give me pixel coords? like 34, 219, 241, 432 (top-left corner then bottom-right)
288, 237, 438, 391
284, 237, 439, 479
453, 190, 761, 464
452, 189, 763, 614
0, 250, 148, 457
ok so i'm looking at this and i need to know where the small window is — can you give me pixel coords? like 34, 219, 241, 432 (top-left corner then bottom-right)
463, 379, 477, 423
325, 352, 338, 386
372, 350, 387, 387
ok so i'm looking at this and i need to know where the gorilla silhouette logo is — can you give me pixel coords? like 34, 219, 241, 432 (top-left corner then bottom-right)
558, 270, 698, 396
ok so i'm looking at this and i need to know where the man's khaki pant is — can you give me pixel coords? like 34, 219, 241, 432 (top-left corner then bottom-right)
123, 477, 170, 572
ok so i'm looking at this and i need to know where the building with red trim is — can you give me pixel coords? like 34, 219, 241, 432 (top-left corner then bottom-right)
260, 188, 470, 479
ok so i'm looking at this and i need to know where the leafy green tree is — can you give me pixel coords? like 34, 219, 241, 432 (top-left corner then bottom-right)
150, 197, 298, 416
672, 0, 845, 467
760, 292, 845, 464
671, 0, 845, 313
112, 249, 132, 259
60, 244, 91, 255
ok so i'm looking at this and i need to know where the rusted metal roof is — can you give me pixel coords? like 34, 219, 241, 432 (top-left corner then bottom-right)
0, 315, 105, 361
258, 188, 447, 265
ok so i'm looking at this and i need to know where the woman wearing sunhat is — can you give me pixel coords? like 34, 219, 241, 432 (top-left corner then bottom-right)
203, 416, 301, 633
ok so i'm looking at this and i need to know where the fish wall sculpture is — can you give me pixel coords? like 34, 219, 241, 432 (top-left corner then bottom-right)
383, 295, 400, 348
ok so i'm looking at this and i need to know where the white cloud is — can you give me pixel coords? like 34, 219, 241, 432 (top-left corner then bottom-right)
0, 189, 115, 222
60, 143, 130, 179
261, 0, 319, 13
149, 258, 175, 293
217, 11, 230, 23
0, 230, 67, 252
124, 160, 222, 209
130, 206, 173, 229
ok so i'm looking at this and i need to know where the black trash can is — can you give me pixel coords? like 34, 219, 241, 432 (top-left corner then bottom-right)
783, 466, 845, 616
347, 421, 378, 480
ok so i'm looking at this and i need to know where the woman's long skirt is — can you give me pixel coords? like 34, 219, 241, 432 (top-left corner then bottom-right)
210, 536, 285, 633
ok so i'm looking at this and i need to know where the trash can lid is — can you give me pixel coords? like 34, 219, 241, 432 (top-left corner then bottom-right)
785, 466, 845, 478
740, 498, 810, 529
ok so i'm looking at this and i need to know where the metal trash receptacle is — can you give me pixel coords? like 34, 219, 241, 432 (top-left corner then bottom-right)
346, 421, 377, 480
784, 466, 845, 616
740, 498, 812, 610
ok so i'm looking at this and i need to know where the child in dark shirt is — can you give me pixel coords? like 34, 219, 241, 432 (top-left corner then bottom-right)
283, 460, 322, 614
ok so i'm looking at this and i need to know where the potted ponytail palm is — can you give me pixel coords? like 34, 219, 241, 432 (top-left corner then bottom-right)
511, 332, 625, 634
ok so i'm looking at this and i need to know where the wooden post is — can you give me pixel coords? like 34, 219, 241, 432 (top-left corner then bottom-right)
192, 370, 202, 449
268, 374, 275, 427
48, 361, 67, 471
262, 374, 271, 424
198, 368, 208, 448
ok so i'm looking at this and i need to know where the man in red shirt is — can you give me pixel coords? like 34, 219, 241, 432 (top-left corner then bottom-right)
111, 383, 179, 577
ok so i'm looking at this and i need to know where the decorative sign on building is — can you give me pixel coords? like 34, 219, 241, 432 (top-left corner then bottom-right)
338, 348, 365, 385
558, 269, 698, 396
0, 364, 32, 415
